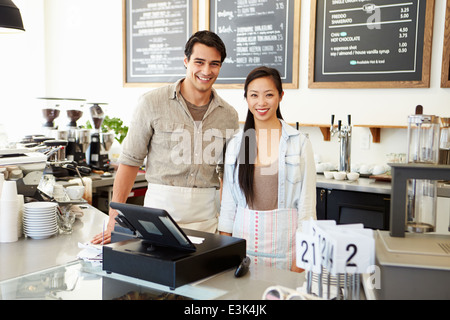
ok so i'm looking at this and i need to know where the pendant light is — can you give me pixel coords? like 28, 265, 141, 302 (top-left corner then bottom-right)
0, 0, 25, 32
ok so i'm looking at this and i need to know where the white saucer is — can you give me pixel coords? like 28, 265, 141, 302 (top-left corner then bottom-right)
24, 202, 58, 209
23, 209, 55, 214
23, 222, 57, 229
23, 221, 57, 228
23, 211, 55, 216
25, 233, 57, 240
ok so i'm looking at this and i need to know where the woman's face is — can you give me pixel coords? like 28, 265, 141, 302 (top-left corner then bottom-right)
246, 76, 283, 124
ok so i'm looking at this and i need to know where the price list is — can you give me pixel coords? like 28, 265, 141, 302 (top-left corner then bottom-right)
210, 0, 297, 85
314, 0, 429, 83
125, 0, 193, 84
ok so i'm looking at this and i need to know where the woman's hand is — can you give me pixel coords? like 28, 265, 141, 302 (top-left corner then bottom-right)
291, 263, 305, 273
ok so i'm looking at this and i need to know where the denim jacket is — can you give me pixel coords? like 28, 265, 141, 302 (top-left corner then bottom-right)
218, 120, 317, 233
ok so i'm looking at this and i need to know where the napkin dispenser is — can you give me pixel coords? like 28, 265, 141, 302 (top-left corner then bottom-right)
102, 202, 246, 289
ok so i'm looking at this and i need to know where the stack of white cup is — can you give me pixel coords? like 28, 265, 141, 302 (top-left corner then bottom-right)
0, 175, 20, 243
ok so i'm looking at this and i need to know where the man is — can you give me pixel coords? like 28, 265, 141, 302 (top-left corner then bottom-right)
92, 31, 239, 244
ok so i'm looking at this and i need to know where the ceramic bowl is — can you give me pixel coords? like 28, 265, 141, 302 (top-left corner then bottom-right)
333, 171, 347, 180
323, 171, 334, 179
347, 172, 360, 181
372, 165, 386, 175
65, 186, 85, 200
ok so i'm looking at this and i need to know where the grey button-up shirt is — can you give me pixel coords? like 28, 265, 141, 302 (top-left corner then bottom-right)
119, 79, 239, 189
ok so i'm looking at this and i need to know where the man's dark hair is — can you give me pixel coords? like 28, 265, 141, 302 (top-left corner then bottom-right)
185, 30, 227, 63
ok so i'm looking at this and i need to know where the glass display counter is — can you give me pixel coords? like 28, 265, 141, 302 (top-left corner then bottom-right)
0, 260, 306, 300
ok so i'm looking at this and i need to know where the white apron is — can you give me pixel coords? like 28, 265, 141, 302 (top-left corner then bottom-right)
144, 183, 219, 233
232, 207, 298, 270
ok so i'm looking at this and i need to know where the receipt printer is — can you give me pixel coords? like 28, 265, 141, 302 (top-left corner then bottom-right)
102, 202, 246, 289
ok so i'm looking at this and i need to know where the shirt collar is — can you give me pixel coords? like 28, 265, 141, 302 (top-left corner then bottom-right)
280, 119, 300, 140
170, 78, 221, 108
169, 78, 224, 109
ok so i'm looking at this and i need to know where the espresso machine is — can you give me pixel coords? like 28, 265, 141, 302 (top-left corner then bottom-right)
86, 103, 114, 172
330, 114, 352, 172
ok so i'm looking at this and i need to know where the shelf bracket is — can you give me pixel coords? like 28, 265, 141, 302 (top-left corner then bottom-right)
319, 126, 331, 141
369, 127, 381, 143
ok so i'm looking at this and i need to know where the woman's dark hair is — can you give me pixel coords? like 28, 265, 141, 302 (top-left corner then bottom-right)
236, 66, 284, 205
185, 30, 227, 63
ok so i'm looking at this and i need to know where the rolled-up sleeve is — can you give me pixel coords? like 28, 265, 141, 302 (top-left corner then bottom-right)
218, 136, 240, 234
297, 138, 317, 231
118, 95, 154, 167
218, 165, 237, 233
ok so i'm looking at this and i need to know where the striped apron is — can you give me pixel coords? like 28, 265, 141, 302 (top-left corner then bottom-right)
232, 207, 298, 271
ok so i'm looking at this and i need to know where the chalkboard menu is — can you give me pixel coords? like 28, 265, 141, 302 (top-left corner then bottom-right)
208, 0, 300, 88
123, 0, 198, 86
309, 0, 435, 88
441, 0, 450, 88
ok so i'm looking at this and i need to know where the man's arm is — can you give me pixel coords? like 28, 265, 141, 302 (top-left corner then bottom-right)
91, 163, 140, 244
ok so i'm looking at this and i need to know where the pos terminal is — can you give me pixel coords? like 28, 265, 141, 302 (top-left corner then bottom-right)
102, 202, 246, 289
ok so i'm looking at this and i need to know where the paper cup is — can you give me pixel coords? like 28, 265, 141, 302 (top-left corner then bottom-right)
0, 199, 19, 243
0, 173, 4, 196
1, 181, 18, 202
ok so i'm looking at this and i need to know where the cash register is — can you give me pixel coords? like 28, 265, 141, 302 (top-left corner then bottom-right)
102, 202, 246, 289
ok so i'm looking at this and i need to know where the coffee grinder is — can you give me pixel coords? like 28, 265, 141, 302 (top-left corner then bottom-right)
64, 98, 90, 168
38, 97, 62, 136
87, 103, 113, 171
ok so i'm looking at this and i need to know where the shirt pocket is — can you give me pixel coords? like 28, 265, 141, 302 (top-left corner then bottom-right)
153, 120, 186, 149
285, 155, 302, 184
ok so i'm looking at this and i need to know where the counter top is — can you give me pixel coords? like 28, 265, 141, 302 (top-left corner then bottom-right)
316, 175, 392, 194
61, 171, 146, 190
316, 174, 450, 197
0, 205, 107, 282
0, 205, 308, 301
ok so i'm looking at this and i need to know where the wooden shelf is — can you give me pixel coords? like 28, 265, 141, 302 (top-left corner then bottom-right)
294, 123, 407, 143
240, 122, 407, 143
353, 125, 407, 143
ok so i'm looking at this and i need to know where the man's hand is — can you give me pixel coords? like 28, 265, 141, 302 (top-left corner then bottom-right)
91, 228, 112, 244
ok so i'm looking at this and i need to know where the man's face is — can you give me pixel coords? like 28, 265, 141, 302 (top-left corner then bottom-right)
184, 43, 222, 94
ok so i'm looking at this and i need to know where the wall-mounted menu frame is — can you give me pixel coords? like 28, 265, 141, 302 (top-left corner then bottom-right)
441, 0, 450, 88
123, 0, 198, 87
207, 0, 301, 89
309, 0, 435, 89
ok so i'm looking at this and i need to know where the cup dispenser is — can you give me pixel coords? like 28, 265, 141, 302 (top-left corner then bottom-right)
439, 117, 450, 165
406, 106, 440, 233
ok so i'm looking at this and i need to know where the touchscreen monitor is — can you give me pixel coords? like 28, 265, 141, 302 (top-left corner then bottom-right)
110, 202, 196, 252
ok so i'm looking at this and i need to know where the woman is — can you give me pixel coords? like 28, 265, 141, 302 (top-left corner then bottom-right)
218, 66, 316, 272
